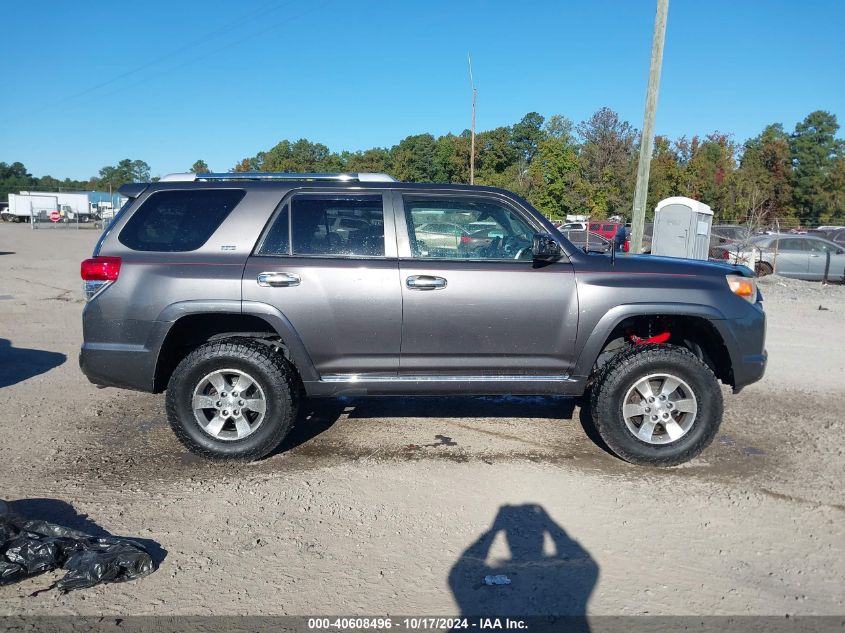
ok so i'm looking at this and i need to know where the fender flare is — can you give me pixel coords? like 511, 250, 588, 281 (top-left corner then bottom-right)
150, 300, 319, 383
571, 302, 732, 379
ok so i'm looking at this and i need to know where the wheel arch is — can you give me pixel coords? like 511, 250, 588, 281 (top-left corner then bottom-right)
151, 301, 318, 392
574, 303, 736, 386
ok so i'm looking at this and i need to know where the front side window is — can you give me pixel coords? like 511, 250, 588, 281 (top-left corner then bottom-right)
807, 240, 836, 253
777, 238, 809, 251
403, 195, 535, 260
119, 189, 244, 252
257, 194, 385, 257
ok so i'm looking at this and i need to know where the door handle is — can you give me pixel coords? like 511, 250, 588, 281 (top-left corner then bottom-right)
809, 254, 821, 258
406, 275, 447, 290
257, 272, 301, 287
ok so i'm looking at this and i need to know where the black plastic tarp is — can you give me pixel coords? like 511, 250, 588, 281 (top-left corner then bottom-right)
0, 499, 154, 591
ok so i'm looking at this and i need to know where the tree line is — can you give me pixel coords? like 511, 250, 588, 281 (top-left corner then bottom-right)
2, 108, 842, 226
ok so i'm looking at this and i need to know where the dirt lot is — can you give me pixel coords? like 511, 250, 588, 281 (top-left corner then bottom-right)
0, 223, 843, 616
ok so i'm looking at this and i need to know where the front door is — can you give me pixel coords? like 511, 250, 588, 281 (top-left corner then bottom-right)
242, 191, 401, 377
772, 238, 810, 278
395, 191, 578, 377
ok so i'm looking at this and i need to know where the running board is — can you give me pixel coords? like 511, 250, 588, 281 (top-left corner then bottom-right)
305, 374, 582, 397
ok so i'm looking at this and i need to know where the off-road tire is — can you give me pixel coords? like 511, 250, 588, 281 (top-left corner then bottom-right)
166, 339, 298, 460
590, 343, 723, 467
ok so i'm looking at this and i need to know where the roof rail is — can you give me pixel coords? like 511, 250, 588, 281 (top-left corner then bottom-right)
158, 172, 396, 183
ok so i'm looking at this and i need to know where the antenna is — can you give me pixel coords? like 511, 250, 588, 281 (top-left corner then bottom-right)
468, 53, 477, 185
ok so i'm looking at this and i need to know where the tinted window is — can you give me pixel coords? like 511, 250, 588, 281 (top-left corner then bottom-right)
807, 239, 837, 253
404, 195, 535, 260
256, 204, 290, 255
119, 189, 244, 252
777, 238, 809, 251
291, 194, 384, 257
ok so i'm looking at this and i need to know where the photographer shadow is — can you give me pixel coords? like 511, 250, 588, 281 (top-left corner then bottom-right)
449, 504, 597, 624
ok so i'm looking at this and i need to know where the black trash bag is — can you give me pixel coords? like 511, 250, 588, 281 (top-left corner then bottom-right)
0, 499, 155, 591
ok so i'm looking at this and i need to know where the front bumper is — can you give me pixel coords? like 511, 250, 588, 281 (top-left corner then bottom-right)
716, 301, 767, 392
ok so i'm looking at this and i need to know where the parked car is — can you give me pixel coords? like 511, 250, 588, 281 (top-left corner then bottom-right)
713, 234, 845, 280
80, 171, 766, 467
559, 229, 611, 254
711, 224, 751, 243
808, 227, 845, 247
415, 222, 471, 252
561, 221, 587, 231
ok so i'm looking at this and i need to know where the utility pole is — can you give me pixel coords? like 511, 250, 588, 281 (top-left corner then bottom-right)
630, 0, 669, 254
468, 54, 477, 185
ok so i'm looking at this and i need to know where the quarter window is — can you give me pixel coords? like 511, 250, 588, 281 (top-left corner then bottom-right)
403, 195, 535, 260
119, 189, 244, 252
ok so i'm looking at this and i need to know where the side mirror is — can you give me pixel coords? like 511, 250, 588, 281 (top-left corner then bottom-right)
532, 233, 562, 261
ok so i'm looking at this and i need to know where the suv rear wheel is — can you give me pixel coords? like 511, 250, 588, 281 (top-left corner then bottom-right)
166, 339, 298, 460
590, 344, 723, 466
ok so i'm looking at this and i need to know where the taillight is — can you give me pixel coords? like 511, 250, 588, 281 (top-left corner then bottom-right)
81, 256, 121, 300
81, 256, 121, 281
460, 235, 471, 244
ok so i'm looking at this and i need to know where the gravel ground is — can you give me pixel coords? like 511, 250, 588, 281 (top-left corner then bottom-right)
0, 224, 842, 616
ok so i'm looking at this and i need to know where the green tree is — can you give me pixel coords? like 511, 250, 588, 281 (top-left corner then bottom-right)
391, 134, 439, 182
511, 112, 545, 163
96, 159, 151, 190
790, 111, 843, 226
733, 124, 793, 225
0, 161, 36, 202
646, 136, 681, 215
678, 133, 738, 221
191, 159, 211, 173
577, 107, 638, 217
346, 148, 392, 174
527, 137, 589, 219
820, 156, 845, 224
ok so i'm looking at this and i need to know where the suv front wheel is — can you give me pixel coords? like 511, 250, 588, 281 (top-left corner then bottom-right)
166, 339, 298, 460
590, 344, 723, 466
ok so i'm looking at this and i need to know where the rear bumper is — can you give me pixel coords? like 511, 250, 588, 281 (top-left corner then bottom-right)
79, 343, 156, 392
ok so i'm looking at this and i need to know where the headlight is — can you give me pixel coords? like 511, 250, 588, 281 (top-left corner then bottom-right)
726, 274, 757, 303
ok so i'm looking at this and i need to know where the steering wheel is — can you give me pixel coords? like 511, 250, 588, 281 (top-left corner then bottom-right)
514, 246, 533, 260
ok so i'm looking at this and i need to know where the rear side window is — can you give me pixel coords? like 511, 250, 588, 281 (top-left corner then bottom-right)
257, 194, 385, 257
119, 189, 245, 252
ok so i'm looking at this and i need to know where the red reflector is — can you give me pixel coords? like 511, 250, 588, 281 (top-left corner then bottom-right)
81, 256, 121, 281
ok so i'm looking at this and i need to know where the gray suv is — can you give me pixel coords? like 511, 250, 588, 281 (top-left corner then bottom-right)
80, 172, 766, 466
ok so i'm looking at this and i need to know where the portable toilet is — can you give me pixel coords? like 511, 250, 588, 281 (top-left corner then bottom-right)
651, 197, 713, 260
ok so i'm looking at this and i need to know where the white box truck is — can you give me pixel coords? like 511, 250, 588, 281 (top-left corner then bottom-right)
3, 192, 95, 223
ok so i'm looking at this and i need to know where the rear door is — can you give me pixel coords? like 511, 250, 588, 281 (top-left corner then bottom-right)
806, 239, 845, 281
395, 191, 578, 376
242, 191, 401, 377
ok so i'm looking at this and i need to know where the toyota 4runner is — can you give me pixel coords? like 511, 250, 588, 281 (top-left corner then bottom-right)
80, 172, 766, 466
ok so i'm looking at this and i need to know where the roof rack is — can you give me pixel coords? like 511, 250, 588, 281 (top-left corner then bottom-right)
159, 172, 396, 183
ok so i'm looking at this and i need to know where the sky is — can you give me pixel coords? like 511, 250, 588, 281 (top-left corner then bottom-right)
2, 0, 843, 181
